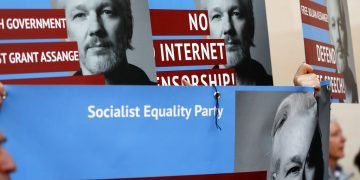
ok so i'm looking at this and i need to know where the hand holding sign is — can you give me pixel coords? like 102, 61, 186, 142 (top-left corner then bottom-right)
293, 63, 320, 90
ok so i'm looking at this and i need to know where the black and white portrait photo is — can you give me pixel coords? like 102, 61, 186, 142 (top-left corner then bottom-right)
269, 93, 325, 180
326, 0, 358, 103
235, 87, 330, 180
196, 0, 273, 86
52, 0, 156, 85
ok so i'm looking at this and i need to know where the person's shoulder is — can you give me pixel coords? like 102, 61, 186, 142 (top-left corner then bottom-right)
247, 59, 268, 71
236, 58, 273, 85
126, 64, 157, 85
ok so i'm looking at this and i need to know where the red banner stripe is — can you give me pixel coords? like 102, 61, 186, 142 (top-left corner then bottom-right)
157, 69, 236, 86
304, 38, 337, 69
153, 39, 226, 67
300, 0, 329, 30
0, 9, 67, 40
0, 41, 80, 74
108, 171, 267, 180
150, 10, 210, 36
2, 75, 105, 85
314, 70, 346, 99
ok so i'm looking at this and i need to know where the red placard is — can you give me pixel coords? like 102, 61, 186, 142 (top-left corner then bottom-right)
150, 10, 210, 36
0, 9, 67, 39
300, 0, 329, 30
2, 75, 105, 85
304, 38, 337, 69
0, 41, 80, 74
314, 70, 346, 99
157, 69, 235, 86
153, 39, 226, 67
113, 171, 267, 180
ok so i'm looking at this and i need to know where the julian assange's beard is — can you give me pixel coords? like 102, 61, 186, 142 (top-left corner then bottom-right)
223, 47, 246, 69
81, 47, 124, 75
336, 51, 346, 74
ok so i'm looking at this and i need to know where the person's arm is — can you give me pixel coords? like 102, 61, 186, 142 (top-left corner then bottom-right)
293, 63, 320, 90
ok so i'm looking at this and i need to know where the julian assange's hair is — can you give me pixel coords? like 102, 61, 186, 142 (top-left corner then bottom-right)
272, 93, 317, 136
327, 0, 348, 56
199, 0, 255, 49
52, 0, 134, 50
336, 0, 348, 56
272, 93, 324, 179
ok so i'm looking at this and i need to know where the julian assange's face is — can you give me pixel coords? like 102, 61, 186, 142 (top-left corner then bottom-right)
329, 121, 346, 161
327, 0, 347, 73
206, 0, 247, 68
0, 133, 16, 180
65, 0, 126, 75
270, 96, 317, 180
